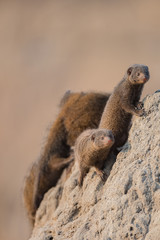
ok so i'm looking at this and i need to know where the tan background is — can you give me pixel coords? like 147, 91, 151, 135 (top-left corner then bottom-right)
0, 1, 159, 240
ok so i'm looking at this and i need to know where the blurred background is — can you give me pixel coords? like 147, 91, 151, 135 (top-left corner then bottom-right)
0, 0, 159, 239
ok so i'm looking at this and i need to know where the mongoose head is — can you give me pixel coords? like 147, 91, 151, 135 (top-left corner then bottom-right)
127, 64, 150, 85
91, 129, 115, 149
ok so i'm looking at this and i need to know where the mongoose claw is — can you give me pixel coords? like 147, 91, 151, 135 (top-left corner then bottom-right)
136, 102, 144, 110
100, 170, 108, 182
138, 108, 146, 117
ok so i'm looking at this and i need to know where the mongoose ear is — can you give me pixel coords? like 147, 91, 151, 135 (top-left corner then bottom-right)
91, 133, 95, 141
127, 67, 133, 75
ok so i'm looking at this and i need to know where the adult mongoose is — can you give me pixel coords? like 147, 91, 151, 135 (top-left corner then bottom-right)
99, 64, 150, 148
75, 129, 115, 186
23, 91, 110, 225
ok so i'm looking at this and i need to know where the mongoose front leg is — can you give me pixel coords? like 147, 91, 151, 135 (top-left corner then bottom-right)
94, 167, 107, 182
121, 102, 144, 116
48, 154, 74, 170
78, 166, 89, 187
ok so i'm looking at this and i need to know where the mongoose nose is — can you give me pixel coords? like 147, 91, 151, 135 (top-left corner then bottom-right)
107, 139, 113, 143
142, 77, 148, 83
108, 134, 115, 142
106, 137, 114, 144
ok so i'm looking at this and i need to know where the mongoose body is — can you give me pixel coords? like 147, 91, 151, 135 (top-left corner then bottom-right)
99, 64, 150, 148
75, 129, 115, 186
23, 91, 110, 224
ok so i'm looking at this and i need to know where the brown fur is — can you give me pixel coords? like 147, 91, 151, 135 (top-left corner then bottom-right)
23, 91, 110, 225
75, 129, 115, 186
99, 64, 150, 148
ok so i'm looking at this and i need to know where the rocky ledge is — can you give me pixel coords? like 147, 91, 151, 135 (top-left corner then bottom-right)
29, 93, 160, 240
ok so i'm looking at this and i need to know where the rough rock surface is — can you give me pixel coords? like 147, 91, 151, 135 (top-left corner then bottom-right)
29, 93, 160, 240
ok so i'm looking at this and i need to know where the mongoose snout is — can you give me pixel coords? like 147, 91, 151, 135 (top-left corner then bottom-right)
92, 130, 115, 149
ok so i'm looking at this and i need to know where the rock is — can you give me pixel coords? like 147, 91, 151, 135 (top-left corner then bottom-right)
29, 93, 160, 240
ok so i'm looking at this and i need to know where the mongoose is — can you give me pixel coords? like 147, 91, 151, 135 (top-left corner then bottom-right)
75, 129, 115, 186
23, 91, 110, 225
99, 64, 150, 148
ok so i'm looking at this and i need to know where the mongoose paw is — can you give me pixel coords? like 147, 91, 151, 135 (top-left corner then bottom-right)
135, 107, 145, 117
78, 178, 83, 187
136, 102, 144, 110
138, 108, 146, 117
99, 170, 108, 182
74, 178, 79, 186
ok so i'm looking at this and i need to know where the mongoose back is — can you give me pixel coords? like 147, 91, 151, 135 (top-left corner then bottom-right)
75, 129, 115, 186
23, 91, 110, 225
99, 64, 150, 148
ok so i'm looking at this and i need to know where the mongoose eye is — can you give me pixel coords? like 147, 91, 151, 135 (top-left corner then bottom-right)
91, 134, 95, 141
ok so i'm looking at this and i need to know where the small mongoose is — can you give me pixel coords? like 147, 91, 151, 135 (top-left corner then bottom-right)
99, 64, 150, 148
75, 129, 115, 186
23, 91, 110, 225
